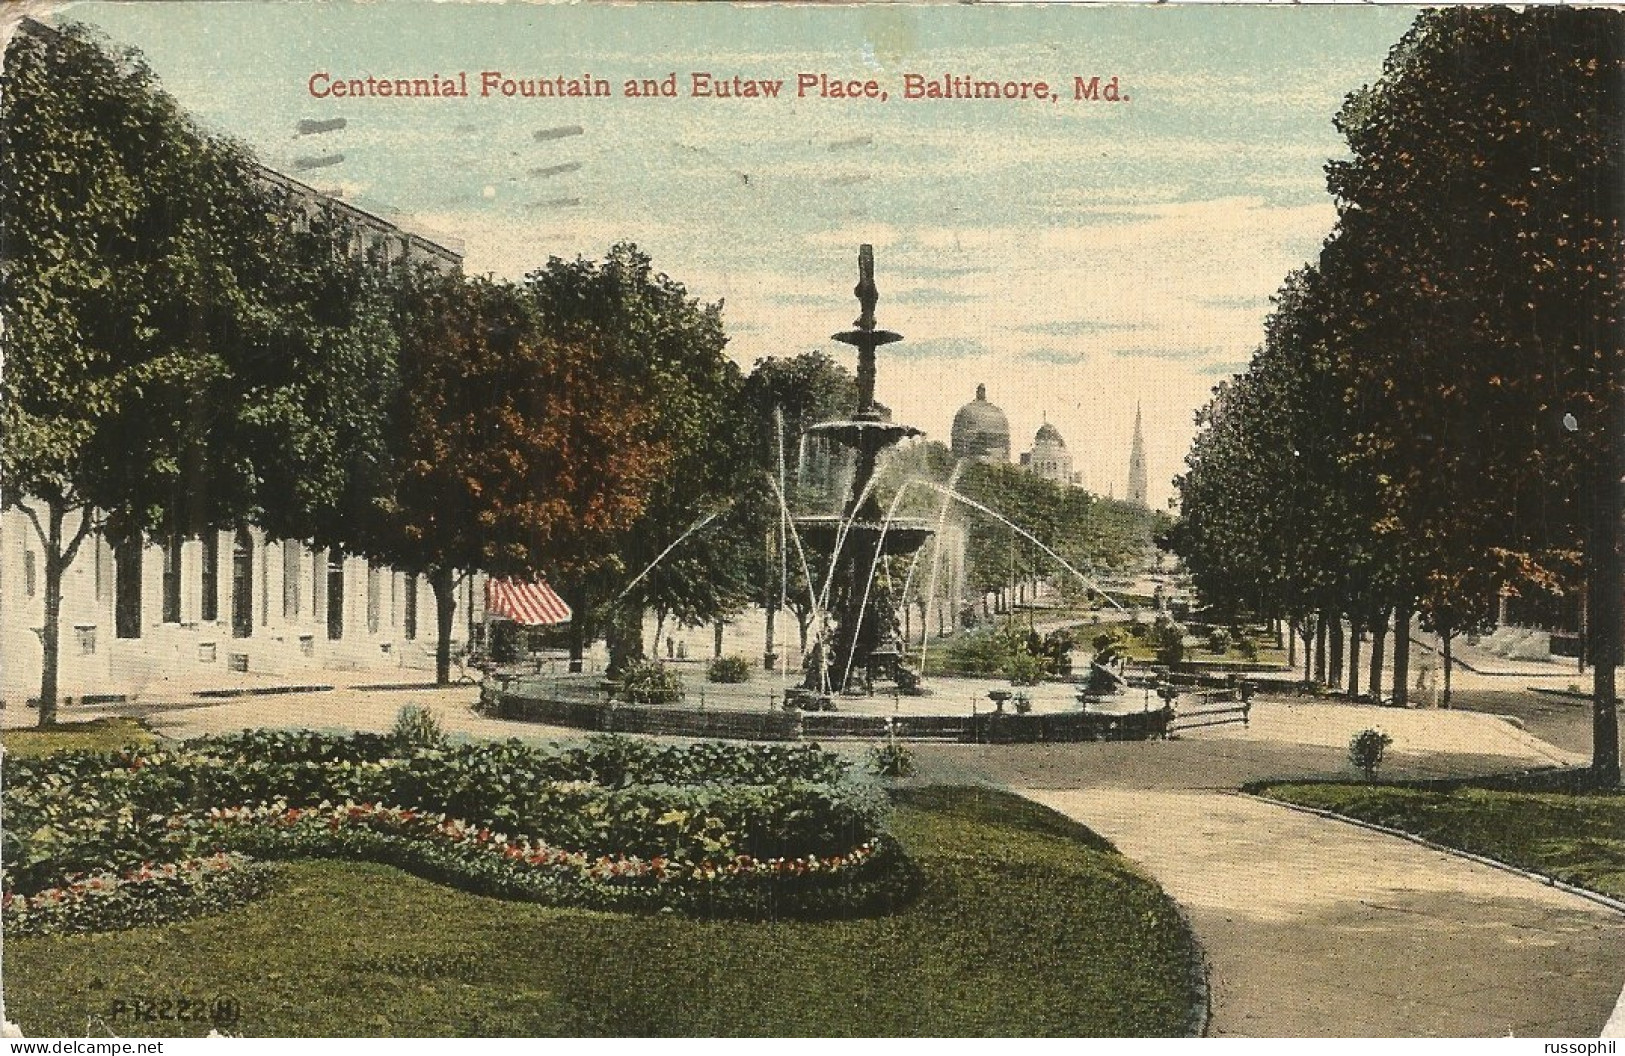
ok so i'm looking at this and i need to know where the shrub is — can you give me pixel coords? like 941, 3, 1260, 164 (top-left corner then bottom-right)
487, 621, 524, 664
1147, 615, 1186, 667
707, 655, 752, 684
1011, 692, 1034, 715
1205, 627, 1232, 655
1348, 728, 1394, 780
1004, 650, 1046, 686
869, 740, 917, 779
1237, 635, 1260, 662
618, 660, 685, 705
1040, 628, 1077, 675
391, 704, 448, 752
942, 630, 1013, 676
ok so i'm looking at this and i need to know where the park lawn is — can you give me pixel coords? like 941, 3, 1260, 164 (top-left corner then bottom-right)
1, 717, 156, 758
1257, 782, 1625, 900
4, 786, 1203, 1038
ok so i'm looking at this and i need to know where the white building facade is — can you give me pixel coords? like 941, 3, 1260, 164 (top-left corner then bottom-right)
2, 512, 485, 703
3, 167, 484, 706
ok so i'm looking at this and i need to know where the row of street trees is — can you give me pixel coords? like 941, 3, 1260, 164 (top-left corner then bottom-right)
1170, 8, 1623, 783
2, 21, 756, 719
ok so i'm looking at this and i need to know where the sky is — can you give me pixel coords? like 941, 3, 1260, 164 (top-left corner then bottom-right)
48, 1, 1418, 509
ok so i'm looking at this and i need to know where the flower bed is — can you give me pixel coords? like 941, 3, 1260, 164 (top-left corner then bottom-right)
3, 732, 915, 935
3, 853, 274, 937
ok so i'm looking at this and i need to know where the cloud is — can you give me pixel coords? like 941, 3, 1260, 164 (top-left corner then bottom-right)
1020, 319, 1149, 337
1016, 346, 1090, 365
888, 336, 991, 361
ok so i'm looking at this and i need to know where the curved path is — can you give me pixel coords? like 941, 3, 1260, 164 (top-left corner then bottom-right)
910, 704, 1624, 1038
1024, 787, 1623, 1037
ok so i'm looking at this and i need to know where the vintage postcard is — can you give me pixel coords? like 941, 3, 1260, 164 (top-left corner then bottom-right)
3, 0, 1623, 1043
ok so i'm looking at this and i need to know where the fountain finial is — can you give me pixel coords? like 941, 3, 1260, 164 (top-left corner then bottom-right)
854, 244, 878, 330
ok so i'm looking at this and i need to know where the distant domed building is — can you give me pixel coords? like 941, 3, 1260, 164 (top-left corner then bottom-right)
1020, 420, 1082, 487
951, 384, 1010, 463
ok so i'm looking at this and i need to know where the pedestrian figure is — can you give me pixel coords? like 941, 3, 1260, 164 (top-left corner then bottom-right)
666, 636, 675, 659
1415, 653, 1439, 708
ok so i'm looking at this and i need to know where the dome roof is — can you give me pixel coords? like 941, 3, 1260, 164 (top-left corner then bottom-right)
1034, 422, 1065, 448
951, 384, 1011, 463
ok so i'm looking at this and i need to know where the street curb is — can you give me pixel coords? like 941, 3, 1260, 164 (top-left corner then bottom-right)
191, 684, 333, 699
1244, 792, 1625, 918
1173, 882, 1214, 1038
1530, 687, 1594, 706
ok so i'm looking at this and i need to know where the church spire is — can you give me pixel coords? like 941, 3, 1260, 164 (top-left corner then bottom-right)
1127, 402, 1148, 508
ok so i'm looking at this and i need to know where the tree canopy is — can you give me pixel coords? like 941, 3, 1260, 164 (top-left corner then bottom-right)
1171, 7, 1623, 779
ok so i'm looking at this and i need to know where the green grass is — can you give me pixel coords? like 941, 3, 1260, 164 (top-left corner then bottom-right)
4, 786, 1203, 1037
1, 717, 156, 758
1257, 782, 1625, 900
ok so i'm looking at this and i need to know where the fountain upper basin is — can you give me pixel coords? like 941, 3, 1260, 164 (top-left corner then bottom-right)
802, 419, 924, 448
792, 515, 934, 555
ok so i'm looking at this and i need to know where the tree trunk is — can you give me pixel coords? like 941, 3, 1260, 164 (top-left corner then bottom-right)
38, 554, 64, 727
653, 611, 668, 660
1392, 604, 1413, 708
1314, 614, 1328, 685
796, 609, 811, 655
1589, 450, 1622, 785
713, 620, 725, 660
566, 584, 588, 673
1287, 618, 1298, 670
430, 566, 457, 686
1347, 621, 1362, 700
1371, 617, 1384, 698
1441, 628, 1454, 709
1301, 620, 1314, 685
1328, 611, 1344, 689
764, 603, 777, 670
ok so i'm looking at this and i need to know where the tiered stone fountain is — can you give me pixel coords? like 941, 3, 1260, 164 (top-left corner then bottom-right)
796, 246, 934, 698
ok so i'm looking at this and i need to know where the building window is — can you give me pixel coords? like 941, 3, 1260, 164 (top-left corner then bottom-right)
403, 574, 417, 641
23, 549, 36, 597
94, 534, 107, 600
114, 537, 142, 639
231, 529, 254, 639
200, 533, 219, 623
366, 562, 381, 634
283, 542, 302, 619
327, 549, 345, 640
162, 534, 182, 623
313, 548, 324, 621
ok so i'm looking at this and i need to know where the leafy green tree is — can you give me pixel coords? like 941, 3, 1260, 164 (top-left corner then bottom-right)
365, 271, 667, 684
523, 245, 753, 674
1, 21, 397, 722
1327, 7, 1623, 773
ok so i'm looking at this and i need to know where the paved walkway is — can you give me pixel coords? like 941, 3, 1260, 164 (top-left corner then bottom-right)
906, 713, 1621, 1038
1023, 787, 1624, 1037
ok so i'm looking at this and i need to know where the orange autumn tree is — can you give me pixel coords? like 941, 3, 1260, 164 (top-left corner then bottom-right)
370, 270, 668, 683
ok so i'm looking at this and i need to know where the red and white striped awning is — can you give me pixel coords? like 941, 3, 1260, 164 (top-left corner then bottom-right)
484, 578, 572, 626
